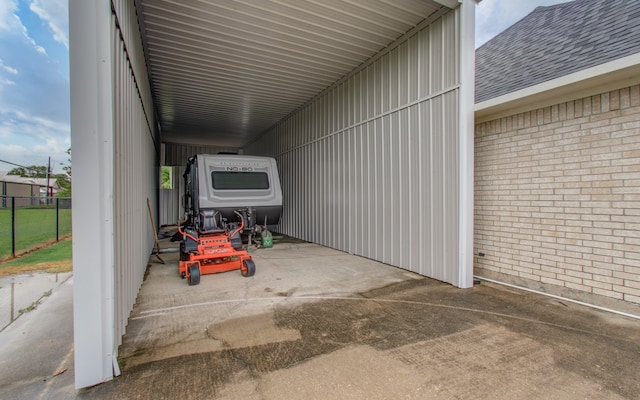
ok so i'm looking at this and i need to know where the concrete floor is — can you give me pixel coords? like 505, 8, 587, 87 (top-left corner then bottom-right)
2, 232, 640, 399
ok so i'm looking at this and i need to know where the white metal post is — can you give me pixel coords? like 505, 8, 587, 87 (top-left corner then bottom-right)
69, 0, 116, 389
458, 0, 477, 288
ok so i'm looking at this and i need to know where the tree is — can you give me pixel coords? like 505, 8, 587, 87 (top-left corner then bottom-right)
62, 147, 72, 178
8, 165, 49, 178
161, 166, 173, 189
56, 176, 71, 197
56, 148, 72, 198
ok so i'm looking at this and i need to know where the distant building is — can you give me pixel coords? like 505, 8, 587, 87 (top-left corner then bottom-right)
0, 172, 61, 206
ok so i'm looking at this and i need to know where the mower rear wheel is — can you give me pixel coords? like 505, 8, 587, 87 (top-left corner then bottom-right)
188, 264, 200, 285
241, 259, 256, 277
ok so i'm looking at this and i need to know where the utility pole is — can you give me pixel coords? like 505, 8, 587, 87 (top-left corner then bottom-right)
46, 156, 52, 200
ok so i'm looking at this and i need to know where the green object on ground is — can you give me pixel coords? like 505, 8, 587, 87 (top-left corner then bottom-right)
261, 229, 273, 248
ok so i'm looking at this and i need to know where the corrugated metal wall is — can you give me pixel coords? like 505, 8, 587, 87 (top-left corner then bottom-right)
111, 0, 158, 348
162, 143, 241, 166
160, 143, 240, 225
245, 10, 461, 284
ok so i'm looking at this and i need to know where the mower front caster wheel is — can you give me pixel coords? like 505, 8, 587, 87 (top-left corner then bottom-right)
188, 264, 200, 285
241, 259, 256, 277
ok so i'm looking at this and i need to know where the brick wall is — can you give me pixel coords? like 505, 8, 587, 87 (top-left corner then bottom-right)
474, 84, 640, 307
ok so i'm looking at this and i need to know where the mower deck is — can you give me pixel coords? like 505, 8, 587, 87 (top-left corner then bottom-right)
179, 228, 255, 285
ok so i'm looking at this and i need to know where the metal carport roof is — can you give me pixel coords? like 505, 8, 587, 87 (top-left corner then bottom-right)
135, 0, 455, 147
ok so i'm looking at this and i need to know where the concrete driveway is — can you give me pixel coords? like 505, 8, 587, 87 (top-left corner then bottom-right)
1, 232, 639, 399
86, 234, 640, 399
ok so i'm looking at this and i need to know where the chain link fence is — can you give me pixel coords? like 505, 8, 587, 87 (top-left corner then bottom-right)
0, 196, 72, 260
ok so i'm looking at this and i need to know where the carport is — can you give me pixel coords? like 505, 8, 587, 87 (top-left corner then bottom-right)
69, 0, 477, 389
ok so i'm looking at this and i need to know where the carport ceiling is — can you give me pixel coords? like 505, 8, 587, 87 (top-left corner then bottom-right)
136, 0, 454, 148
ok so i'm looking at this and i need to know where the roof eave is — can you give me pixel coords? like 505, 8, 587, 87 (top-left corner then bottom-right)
431, 0, 459, 8
475, 52, 640, 123
430, 0, 482, 9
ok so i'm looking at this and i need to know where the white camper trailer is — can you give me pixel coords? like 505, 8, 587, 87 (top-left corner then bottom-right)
184, 154, 283, 227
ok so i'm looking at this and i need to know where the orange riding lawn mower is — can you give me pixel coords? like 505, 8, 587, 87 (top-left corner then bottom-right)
178, 154, 283, 285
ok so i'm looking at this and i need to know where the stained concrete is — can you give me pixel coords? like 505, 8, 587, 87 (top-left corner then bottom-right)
1, 231, 640, 399
0, 271, 72, 330
82, 233, 640, 399
0, 276, 76, 400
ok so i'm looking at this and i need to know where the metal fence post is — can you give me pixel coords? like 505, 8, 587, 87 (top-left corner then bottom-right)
56, 197, 60, 241
11, 196, 16, 258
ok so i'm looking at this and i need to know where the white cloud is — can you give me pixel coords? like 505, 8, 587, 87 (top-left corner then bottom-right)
0, 109, 70, 172
0, 0, 19, 32
2, 65, 17, 74
0, 0, 47, 55
29, 0, 68, 49
0, 78, 16, 87
1, 109, 69, 137
33, 42, 46, 55
0, 142, 28, 154
0, 57, 17, 88
0, 142, 68, 174
0, 58, 18, 75
22, 26, 47, 55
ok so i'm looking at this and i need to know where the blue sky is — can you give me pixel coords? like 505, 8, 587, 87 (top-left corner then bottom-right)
0, 0, 574, 175
0, 0, 68, 174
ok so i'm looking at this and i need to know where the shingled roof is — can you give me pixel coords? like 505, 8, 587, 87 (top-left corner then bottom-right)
475, 0, 640, 104
0, 172, 60, 189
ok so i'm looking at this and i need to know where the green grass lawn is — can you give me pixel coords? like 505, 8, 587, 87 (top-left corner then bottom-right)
0, 237, 72, 276
0, 207, 72, 260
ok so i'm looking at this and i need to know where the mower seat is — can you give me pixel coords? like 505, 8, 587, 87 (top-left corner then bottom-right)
199, 209, 225, 233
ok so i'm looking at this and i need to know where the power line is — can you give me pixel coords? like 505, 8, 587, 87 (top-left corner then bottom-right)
0, 159, 31, 169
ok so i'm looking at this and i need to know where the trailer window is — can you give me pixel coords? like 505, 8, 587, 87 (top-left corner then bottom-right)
212, 171, 270, 190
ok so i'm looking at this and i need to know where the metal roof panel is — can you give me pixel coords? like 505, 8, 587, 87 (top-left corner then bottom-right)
137, 0, 446, 147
